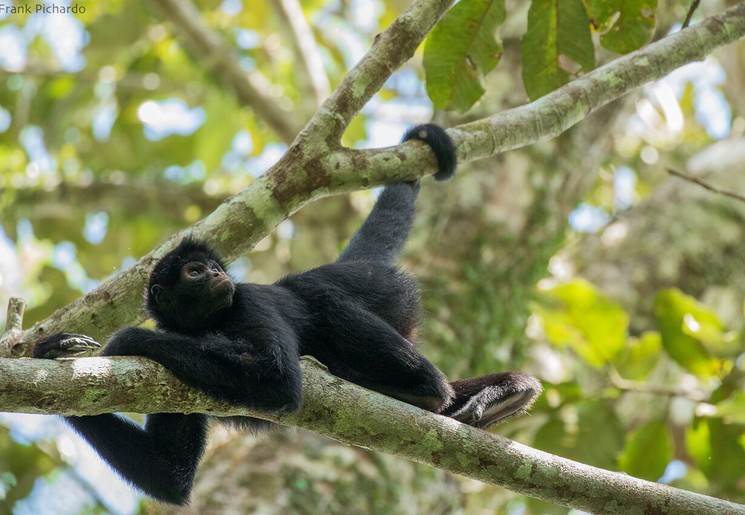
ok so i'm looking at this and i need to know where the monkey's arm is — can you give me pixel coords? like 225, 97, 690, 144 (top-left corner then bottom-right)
33, 333, 208, 505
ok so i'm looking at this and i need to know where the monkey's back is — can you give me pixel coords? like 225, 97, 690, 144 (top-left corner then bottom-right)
278, 261, 421, 339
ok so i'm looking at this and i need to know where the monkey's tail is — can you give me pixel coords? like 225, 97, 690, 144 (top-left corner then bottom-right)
337, 124, 456, 264
337, 181, 419, 264
401, 123, 457, 182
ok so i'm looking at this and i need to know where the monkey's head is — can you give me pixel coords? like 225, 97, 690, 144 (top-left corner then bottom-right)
147, 238, 236, 332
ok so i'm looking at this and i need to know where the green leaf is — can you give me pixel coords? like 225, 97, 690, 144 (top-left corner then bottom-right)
533, 279, 627, 367
618, 420, 673, 480
588, 0, 658, 54
685, 420, 711, 472
424, 0, 506, 112
534, 400, 624, 468
687, 418, 745, 489
613, 330, 661, 380
653, 289, 721, 377
521, 0, 595, 99
715, 392, 745, 425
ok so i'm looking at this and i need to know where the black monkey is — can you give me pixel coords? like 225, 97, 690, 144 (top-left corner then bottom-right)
34, 124, 541, 505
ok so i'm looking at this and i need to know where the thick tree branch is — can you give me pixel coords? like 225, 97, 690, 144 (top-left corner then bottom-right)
2, 5, 743, 357
0, 356, 742, 514
295, 0, 455, 145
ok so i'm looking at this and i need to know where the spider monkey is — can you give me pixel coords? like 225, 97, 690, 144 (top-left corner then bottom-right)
34, 124, 541, 505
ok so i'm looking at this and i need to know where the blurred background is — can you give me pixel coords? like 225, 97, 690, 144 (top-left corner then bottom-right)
1, 0, 745, 513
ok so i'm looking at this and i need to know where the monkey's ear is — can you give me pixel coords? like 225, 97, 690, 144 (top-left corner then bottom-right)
150, 284, 172, 306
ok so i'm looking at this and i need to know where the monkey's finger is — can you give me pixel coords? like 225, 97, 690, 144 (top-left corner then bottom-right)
60, 335, 101, 349
57, 335, 102, 355
43, 347, 99, 358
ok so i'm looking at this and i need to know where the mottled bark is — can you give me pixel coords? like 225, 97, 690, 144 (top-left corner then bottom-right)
0, 356, 742, 514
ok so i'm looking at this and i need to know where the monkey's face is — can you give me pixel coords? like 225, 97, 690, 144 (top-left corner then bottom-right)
149, 257, 236, 332
174, 259, 236, 318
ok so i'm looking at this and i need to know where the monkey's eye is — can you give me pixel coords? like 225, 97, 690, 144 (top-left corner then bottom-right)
181, 261, 211, 281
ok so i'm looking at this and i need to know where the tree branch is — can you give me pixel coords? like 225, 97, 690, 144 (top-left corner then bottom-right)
0, 298, 25, 355
0, 356, 742, 514
295, 0, 455, 145
668, 168, 745, 203
151, 0, 302, 143
452, 4, 745, 161
9, 179, 223, 222
684, 0, 701, 28
2, 4, 743, 357
269, 0, 331, 107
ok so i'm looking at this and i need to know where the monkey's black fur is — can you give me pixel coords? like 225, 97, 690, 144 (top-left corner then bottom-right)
34, 124, 541, 505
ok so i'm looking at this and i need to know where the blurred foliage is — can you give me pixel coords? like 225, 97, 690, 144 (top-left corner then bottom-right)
147, 430, 465, 515
1, 0, 745, 513
0, 427, 57, 507
531, 280, 745, 500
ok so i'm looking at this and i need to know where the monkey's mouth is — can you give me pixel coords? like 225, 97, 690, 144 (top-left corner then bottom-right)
204, 290, 234, 318
210, 276, 233, 294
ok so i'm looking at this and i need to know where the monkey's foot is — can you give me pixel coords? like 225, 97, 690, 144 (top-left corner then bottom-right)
443, 372, 542, 430
33, 333, 101, 359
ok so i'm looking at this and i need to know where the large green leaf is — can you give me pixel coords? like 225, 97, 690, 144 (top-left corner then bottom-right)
521, 0, 595, 99
618, 420, 673, 481
653, 289, 722, 377
587, 0, 658, 54
532, 279, 627, 367
424, 0, 506, 112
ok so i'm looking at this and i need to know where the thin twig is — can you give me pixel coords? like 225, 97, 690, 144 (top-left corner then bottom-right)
0, 297, 26, 356
668, 168, 745, 203
607, 366, 708, 402
683, 0, 701, 28
3, 297, 25, 333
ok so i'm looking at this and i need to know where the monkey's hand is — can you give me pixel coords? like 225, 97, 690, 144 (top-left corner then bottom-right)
34, 333, 101, 359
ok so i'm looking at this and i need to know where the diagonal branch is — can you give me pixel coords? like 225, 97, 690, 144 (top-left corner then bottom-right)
151, 0, 302, 143
294, 0, 455, 145
0, 355, 742, 514
452, 4, 745, 161
668, 168, 745, 203
2, 4, 744, 357
269, 0, 331, 107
